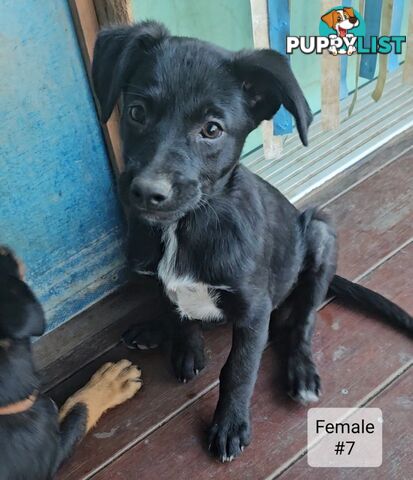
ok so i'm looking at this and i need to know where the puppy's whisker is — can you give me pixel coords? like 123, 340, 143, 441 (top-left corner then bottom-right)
200, 195, 222, 236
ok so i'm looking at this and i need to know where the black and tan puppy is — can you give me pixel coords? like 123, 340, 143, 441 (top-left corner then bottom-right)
0, 246, 142, 479
91, 22, 413, 462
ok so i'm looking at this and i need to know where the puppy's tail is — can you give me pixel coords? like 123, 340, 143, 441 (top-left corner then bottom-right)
328, 275, 413, 335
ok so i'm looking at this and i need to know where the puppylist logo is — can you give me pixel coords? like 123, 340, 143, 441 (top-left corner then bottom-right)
287, 6, 406, 56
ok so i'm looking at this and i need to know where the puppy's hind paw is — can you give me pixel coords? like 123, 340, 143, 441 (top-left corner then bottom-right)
292, 387, 320, 404
288, 357, 321, 405
59, 359, 142, 433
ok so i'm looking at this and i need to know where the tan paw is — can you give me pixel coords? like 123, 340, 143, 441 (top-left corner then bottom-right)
59, 359, 142, 433
97, 360, 143, 408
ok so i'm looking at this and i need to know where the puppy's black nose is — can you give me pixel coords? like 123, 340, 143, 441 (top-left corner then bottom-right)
131, 177, 172, 208
349, 16, 358, 24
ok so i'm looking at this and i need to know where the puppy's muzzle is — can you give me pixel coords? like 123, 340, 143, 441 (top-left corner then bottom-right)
130, 176, 173, 210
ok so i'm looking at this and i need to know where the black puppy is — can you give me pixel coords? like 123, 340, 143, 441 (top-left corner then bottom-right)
0, 247, 142, 479
92, 22, 413, 462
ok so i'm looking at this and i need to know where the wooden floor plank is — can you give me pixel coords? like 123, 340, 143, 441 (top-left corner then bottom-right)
53, 149, 413, 479
277, 369, 413, 480
297, 128, 413, 209
86, 244, 413, 480
325, 151, 413, 280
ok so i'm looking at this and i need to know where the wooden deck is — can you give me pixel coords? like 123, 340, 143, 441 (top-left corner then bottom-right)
38, 130, 413, 479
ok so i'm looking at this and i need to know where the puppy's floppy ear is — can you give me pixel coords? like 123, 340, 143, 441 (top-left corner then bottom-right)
231, 49, 313, 146
92, 21, 170, 122
0, 277, 46, 339
321, 10, 338, 29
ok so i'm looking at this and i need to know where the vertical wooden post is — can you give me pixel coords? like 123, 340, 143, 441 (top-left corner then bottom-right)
93, 0, 133, 26
250, 0, 283, 159
403, 0, 413, 85
372, 0, 393, 101
321, 0, 341, 131
69, 0, 133, 177
348, 0, 365, 117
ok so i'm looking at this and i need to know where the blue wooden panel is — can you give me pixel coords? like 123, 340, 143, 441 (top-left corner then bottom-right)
340, 55, 349, 99
360, 0, 383, 79
0, 1, 126, 330
268, 0, 293, 135
389, 0, 404, 71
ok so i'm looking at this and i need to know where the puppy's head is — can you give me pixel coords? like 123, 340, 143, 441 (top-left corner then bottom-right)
0, 246, 45, 340
321, 8, 359, 35
92, 22, 312, 224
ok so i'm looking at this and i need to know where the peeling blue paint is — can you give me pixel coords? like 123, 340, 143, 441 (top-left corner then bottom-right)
0, 1, 126, 330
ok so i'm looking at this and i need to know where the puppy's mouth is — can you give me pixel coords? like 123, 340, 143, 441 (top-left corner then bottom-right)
131, 193, 202, 225
133, 206, 185, 224
338, 26, 348, 37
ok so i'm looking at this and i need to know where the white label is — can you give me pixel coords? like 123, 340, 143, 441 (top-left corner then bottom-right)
307, 408, 383, 468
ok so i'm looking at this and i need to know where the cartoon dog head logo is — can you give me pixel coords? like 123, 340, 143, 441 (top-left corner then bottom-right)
321, 7, 360, 37
320, 7, 364, 55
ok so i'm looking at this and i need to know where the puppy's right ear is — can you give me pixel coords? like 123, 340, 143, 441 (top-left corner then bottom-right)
231, 49, 313, 146
92, 21, 169, 122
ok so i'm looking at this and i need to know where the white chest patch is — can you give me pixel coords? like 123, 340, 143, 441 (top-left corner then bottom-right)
157, 224, 227, 321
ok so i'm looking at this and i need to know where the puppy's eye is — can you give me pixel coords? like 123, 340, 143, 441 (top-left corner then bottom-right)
129, 104, 146, 124
200, 121, 223, 139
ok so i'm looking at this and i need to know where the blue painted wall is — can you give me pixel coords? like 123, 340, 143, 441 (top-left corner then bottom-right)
0, 1, 126, 330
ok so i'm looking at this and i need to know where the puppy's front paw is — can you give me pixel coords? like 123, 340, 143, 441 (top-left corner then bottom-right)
122, 321, 165, 350
288, 355, 321, 405
59, 359, 142, 432
208, 410, 251, 462
171, 336, 205, 383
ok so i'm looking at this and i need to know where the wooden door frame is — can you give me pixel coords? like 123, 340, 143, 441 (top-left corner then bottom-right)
69, 0, 133, 177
